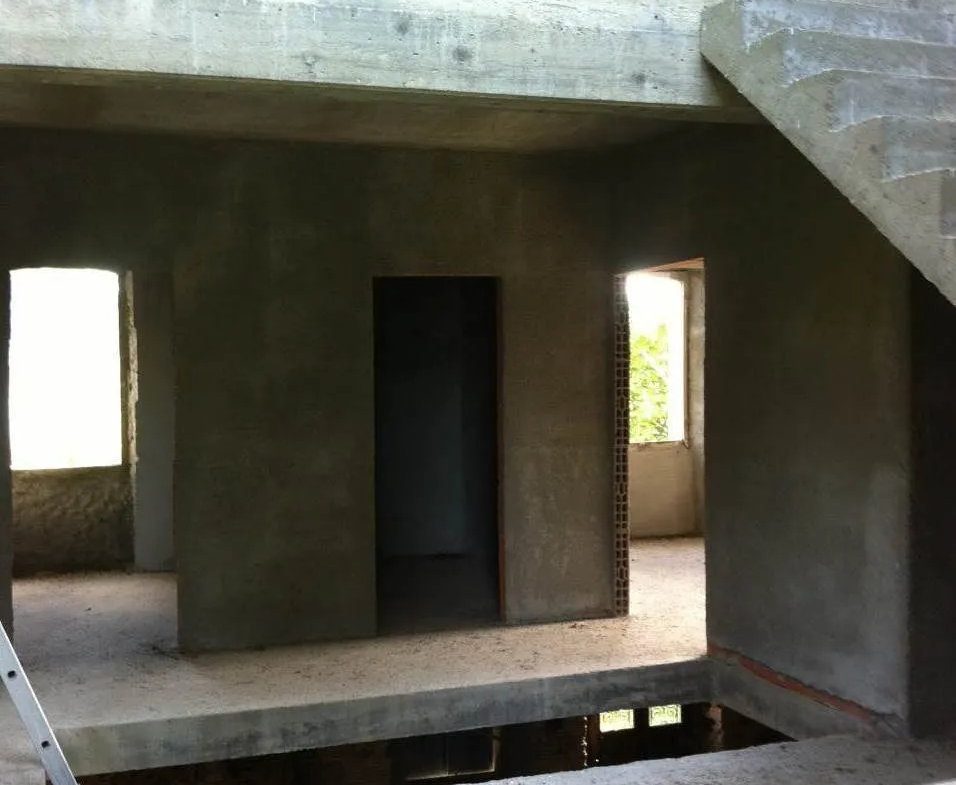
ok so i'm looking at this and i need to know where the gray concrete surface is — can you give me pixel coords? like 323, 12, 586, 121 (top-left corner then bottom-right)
0, 0, 755, 133
628, 444, 697, 538
0, 128, 617, 650
629, 539, 704, 630
705, 143, 910, 721
165, 140, 615, 648
500, 269, 614, 623
0, 76, 722, 152
1, 543, 705, 774
0, 759, 43, 785
172, 142, 377, 651
629, 444, 697, 538
613, 126, 912, 733
494, 735, 956, 784
11, 467, 132, 576
700, 0, 956, 310
687, 272, 706, 532
127, 272, 175, 572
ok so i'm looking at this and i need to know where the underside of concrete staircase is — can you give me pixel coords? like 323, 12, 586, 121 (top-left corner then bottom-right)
700, 0, 956, 306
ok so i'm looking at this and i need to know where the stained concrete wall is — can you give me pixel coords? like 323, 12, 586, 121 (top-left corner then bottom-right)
172, 144, 378, 651
908, 266, 956, 737
613, 126, 912, 731
0, 129, 613, 650
369, 150, 614, 627
12, 467, 132, 575
0, 131, 607, 649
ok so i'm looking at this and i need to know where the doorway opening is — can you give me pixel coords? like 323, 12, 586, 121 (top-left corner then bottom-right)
613, 260, 705, 623
374, 277, 500, 634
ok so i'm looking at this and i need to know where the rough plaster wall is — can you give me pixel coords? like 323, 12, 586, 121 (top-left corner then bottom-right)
501, 269, 614, 621
0, 131, 194, 272
12, 467, 132, 575
628, 443, 696, 538
370, 150, 615, 624
908, 266, 956, 736
174, 143, 377, 651
0, 130, 614, 647
613, 126, 911, 721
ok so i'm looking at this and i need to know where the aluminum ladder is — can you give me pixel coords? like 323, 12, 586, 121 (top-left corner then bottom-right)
0, 621, 78, 784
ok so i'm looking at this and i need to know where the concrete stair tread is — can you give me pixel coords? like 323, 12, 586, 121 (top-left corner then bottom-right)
769, 29, 956, 83
878, 117, 956, 180
723, 0, 956, 47
701, 0, 956, 305
832, 116, 956, 179
701, 15, 956, 86
789, 70, 956, 129
885, 169, 956, 237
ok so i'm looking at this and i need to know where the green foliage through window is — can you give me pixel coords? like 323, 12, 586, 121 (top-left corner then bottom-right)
629, 325, 669, 443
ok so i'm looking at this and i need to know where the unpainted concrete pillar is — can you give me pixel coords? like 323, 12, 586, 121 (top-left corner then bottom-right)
127, 272, 175, 571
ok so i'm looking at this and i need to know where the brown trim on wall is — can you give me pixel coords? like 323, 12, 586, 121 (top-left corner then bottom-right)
709, 644, 881, 724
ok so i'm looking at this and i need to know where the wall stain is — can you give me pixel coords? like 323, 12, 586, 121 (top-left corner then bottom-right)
452, 45, 473, 64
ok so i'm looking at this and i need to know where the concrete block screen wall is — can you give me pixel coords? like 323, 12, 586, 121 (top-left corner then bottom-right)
0, 129, 617, 651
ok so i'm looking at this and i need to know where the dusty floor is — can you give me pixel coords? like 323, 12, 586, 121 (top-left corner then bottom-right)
0, 538, 706, 778
495, 735, 956, 784
629, 538, 705, 634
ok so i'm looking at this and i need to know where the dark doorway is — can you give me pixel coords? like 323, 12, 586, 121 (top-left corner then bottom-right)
374, 277, 499, 634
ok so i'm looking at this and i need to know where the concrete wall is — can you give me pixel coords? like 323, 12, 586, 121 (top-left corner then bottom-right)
908, 266, 956, 737
128, 272, 176, 572
0, 130, 613, 650
0, 0, 753, 131
175, 145, 612, 648
628, 442, 696, 538
172, 144, 378, 651
11, 467, 132, 575
687, 272, 706, 532
613, 126, 912, 732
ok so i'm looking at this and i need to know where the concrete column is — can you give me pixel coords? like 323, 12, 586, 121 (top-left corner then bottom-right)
0, 272, 12, 631
127, 272, 175, 572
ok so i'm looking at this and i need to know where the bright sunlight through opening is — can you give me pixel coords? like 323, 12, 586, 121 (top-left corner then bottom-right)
9, 269, 122, 470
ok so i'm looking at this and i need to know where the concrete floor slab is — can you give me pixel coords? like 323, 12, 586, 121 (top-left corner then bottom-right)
0, 538, 706, 776
495, 734, 956, 784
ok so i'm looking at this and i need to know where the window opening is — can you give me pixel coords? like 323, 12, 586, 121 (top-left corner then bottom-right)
598, 710, 635, 733
648, 705, 682, 727
625, 273, 685, 443
9, 268, 122, 470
